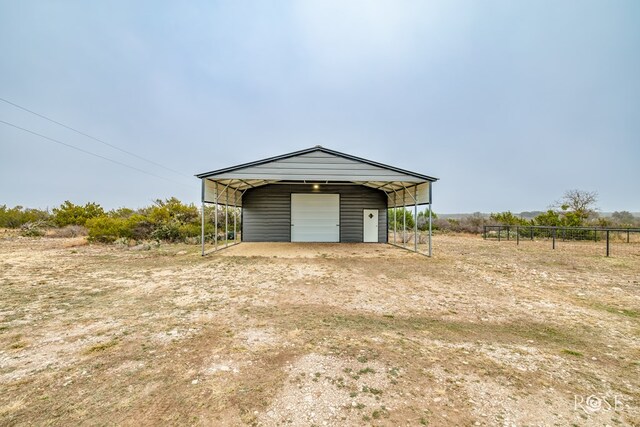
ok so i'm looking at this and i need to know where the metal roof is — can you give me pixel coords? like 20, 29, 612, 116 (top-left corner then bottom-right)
197, 146, 437, 180
197, 146, 437, 207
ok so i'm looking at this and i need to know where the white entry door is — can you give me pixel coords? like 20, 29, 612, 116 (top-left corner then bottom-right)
291, 194, 340, 242
363, 209, 379, 242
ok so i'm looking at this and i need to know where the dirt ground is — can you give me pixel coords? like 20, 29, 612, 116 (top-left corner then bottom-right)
1, 233, 639, 426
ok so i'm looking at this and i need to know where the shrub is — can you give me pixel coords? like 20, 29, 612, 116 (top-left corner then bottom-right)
489, 211, 529, 226
178, 223, 205, 240
53, 201, 105, 227
417, 209, 437, 231
150, 221, 182, 242
0, 205, 50, 228
431, 213, 491, 234
86, 216, 130, 243
388, 208, 415, 230
142, 197, 199, 225
20, 221, 46, 237
125, 214, 154, 240
108, 207, 136, 219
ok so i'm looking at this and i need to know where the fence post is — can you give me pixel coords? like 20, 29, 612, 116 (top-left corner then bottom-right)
483, 226, 486, 240
552, 228, 556, 250
594, 227, 597, 242
516, 226, 519, 245
530, 227, 534, 241
498, 227, 501, 242
507, 226, 510, 241
627, 229, 630, 243
606, 230, 610, 257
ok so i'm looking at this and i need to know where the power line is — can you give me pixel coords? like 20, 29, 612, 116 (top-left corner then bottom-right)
0, 119, 194, 189
0, 96, 192, 179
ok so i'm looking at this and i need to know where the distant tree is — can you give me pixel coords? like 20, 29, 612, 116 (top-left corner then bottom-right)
489, 211, 529, 226
554, 189, 598, 226
611, 211, 637, 226
458, 212, 489, 233
533, 190, 598, 227
416, 209, 437, 231
519, 211, 544, 220
204, 204, 241, 232
534, 210, 564, 227
388, 208, 415, 230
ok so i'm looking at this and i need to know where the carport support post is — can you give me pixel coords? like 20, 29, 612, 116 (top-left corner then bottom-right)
201, 179, 205, 256
393, 193, 396, 245
214, 186, 218, 251
403, 192, 406, 247
413, 191, 418, 252
233, 191, 237, 244
201, 201, 205, 256
428, 181, 432, 257
225, 186, 229, 248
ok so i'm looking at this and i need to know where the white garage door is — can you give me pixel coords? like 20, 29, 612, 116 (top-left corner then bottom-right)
291, 194, 340, 242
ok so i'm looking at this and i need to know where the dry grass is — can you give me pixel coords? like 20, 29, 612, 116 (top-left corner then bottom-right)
0, 234, 639, 426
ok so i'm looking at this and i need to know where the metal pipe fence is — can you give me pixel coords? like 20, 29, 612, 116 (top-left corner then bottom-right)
483, 225, 640, 257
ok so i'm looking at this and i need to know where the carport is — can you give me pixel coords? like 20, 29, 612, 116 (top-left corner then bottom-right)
196, 146, 438, 256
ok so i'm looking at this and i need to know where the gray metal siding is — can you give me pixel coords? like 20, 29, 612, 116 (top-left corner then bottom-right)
242, 185, 291, 242
242, 184, 387, 243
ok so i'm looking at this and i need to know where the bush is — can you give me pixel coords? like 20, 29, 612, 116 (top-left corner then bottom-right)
20, 221, 46, 237
108, 207, 136, 219
417, 209, 437, 231
388, 208, 415, 230
10, 197, 221, 245
125, 214, 154, 240
142, 198, 199, 225
150, 221, 182, 242
53, 201, 105, 227
431, 213, 492, 234
86, 216, 130, 243
490, 211, 529, 226
178, 223, 206, 240
0, 205, 50, 228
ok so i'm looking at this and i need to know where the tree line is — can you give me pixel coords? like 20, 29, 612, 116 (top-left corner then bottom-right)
0, 198, 239, 243
1, 190, 637, 243
390, 189, 638, 233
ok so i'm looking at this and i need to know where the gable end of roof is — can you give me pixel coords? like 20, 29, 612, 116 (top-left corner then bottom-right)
195, 146, 438, 182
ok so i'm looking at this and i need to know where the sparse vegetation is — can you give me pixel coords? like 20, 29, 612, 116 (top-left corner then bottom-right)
0, 205, 50, 228
1, 197, 239, 244
0, 234, 638, 425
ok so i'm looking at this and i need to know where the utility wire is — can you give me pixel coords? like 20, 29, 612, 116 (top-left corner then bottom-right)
0, 97, 192, 179
0, 119, 194, 189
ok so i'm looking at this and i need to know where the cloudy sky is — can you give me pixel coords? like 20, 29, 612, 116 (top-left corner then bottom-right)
1, 1, 639, 213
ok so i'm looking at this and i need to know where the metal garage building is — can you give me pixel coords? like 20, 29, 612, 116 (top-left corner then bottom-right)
196, 146, 437, 255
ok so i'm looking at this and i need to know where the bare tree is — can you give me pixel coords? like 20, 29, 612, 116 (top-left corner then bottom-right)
554, 189, 598, 223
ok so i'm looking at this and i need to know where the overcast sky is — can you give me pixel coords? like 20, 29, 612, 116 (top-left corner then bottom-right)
1, 1, 639, 213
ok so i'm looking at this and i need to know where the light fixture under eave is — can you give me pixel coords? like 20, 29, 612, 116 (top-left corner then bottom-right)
313, 184, 320, 189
